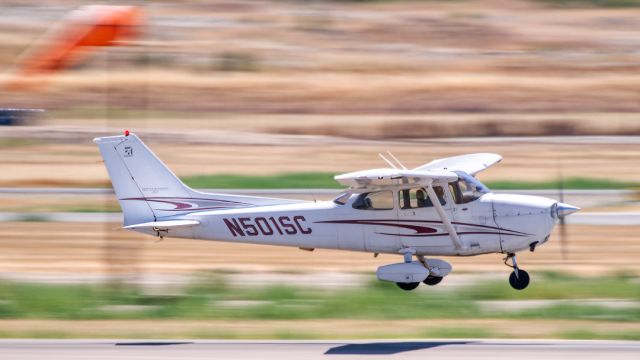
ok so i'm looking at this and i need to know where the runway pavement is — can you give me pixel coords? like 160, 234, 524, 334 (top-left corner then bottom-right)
0, 339, 638, 360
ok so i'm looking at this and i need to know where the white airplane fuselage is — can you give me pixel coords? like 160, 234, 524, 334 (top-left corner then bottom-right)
131, 191, 558, 257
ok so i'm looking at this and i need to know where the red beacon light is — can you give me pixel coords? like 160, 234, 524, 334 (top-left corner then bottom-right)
124, 130, 130, 136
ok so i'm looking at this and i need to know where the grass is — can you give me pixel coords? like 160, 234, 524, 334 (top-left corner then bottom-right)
181, 173, 639, 190
0, 138, 44, 149
464, 272, 640, 301
182, 172, 340, 189
558, 329, 640, 340
0, 273, 638, 339
0, 273, 637, 322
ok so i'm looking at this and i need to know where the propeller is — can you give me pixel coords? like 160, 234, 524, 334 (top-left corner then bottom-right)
557, 161, 568, 260
555, 162, 580, 260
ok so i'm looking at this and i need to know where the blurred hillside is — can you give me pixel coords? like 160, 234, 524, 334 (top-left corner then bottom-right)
3, 0, 640, 122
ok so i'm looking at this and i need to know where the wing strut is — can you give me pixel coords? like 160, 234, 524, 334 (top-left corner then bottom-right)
425, 183, 465, 251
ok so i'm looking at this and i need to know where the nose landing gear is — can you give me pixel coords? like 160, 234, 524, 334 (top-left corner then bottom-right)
504, 253, 530, 290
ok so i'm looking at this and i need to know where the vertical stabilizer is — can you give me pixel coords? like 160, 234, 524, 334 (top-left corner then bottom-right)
94, 133, 191, 226
95, 132, 304, 227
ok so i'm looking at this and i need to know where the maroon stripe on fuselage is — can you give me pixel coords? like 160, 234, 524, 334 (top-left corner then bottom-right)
389, 231, 526, 238
315, 219, 530, 237
318, 220, 437, 234
119, 197, 254, 212
120, 197, 253, 206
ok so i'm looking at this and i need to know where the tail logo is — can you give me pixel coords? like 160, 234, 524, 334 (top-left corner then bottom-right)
124, 146, 133, 157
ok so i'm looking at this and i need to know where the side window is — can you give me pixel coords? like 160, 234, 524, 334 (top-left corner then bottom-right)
399, 187, 446, 209
352, 191, 394, 210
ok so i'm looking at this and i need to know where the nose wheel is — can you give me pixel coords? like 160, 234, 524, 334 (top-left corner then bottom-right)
504, 253, 530, 290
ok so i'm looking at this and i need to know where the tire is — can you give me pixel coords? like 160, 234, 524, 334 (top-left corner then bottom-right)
509, 270, 530, 290
423, 276, 443, 286
396, 282, 420, 291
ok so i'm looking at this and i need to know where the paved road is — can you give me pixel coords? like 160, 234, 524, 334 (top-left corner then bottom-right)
0, 339, 638, 360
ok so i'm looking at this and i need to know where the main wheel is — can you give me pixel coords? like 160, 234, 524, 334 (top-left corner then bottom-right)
396, 282, 420, 291
509, 270, 530, 290
423, 276, 443, 286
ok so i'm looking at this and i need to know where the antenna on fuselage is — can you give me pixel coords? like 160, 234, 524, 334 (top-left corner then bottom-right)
378, 150, 407, 170
378, 153, 397, 169
386, 151, 407, 170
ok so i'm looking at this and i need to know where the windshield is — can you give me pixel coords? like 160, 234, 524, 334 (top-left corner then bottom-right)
333, 192, 351, 205
451, 171, 490, 204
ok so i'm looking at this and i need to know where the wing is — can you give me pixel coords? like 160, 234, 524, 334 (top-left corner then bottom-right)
414, 153, 502, 176
335, 168, 458, 189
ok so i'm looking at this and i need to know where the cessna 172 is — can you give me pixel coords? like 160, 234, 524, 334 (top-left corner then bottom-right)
95, 132, 580, 290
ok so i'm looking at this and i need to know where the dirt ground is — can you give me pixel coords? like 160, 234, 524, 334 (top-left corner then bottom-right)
1, 129, 639, 186
0, 222, 637, 276
3, 0, 640, 116
2, 0, 640, 185
1, 318, 639, 339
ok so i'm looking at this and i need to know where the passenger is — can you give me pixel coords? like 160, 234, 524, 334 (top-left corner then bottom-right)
416, 189, 427, 208
434, 186, 446, 205
364, 197, 373, 209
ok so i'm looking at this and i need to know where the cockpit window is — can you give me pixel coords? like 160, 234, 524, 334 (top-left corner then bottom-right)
333, 192, 351, 205
449, 171, 490, 204
399, 186, 446, 209
353, 191, 394, 210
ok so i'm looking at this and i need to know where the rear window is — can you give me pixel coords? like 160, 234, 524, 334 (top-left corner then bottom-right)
352, 191, 394, 210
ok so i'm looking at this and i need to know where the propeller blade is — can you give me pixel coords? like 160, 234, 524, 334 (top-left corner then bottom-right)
557, 161, 568, 260
558, 214, 568, 260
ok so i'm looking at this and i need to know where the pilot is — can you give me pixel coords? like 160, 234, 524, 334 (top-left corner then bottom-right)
434, 186, 446, 205
416, 189, 427, 207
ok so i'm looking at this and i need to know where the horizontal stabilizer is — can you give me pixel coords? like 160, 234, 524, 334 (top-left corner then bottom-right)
123, 220, 200, 230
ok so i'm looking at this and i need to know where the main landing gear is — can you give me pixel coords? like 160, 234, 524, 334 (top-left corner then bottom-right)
395, 276, 443, 291
504, 253, 530, 290
423, 276, 443, 286
396, 282, 420, 291
394, 252, 446, 291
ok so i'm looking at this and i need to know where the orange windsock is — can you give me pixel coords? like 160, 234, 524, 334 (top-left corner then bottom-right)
8, 5, 143, 90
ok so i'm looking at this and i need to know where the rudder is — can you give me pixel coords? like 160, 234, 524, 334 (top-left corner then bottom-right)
94, 133, 191, 226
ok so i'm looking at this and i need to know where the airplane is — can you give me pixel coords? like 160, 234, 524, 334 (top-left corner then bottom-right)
94, 131, 580, 291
